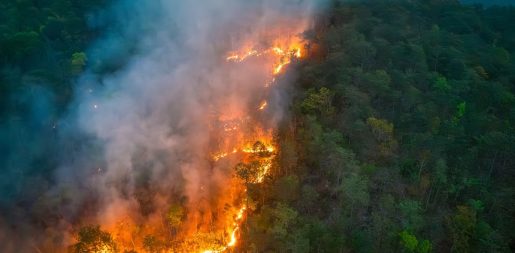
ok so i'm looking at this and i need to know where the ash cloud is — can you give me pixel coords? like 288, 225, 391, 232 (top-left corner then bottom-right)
0, 0, 326, 252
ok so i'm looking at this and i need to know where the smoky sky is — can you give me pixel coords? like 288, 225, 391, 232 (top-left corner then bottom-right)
0, 0, 325, 252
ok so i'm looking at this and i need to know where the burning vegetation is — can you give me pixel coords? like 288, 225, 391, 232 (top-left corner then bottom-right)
4, 1, 515, 253
196, 40, 304, 252
0, 0, 321, 252
69, 26, 307, 253
177, 38, 303, 253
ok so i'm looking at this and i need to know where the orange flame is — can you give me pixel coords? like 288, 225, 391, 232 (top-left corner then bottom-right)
258, 101, 268, 110
208, 39, 305, 251
95, 29, 306, 253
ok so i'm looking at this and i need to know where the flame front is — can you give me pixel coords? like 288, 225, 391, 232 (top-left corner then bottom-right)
199, 38, 303, 252
88, 21, 307, 253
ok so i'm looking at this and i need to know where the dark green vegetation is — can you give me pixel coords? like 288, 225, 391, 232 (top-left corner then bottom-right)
0, 0, 105, 203
242, 1, 515, 252
0, 0, 106, 250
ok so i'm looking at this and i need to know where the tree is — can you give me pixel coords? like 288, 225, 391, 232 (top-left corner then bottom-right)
399, 230, 432, 253
340, 173, 369, 217
143, 235, 164, 253
433, 75, 451, 92
363, 69, 392, 98
235, 162, 260, 184
366, 117, 398, 159
268, 203, 298, 239
399, 230, 418, 252
417, 239, 432, 253
398, 200, 424, 232
166, 204, 184, 235
449, 206, 476, 253
272, 176, 299, 202
451, 101, 466, 124
300, 87, 335, 118
71, 52, 87, 74
73, 226, 117, 253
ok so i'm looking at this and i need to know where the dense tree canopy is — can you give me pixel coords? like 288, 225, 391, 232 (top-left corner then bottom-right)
241, 0, 515, 252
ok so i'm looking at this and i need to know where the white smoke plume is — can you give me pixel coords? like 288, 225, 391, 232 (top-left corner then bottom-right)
0, 0, 326, 252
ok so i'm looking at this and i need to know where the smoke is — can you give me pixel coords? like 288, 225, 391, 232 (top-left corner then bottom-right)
0, 0, 325, 252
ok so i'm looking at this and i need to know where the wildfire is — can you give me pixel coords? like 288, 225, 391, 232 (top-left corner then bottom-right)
202, 40, 303, 251
93, 39, 300, 253
212, 152, 228, 161
57, 3, 317, 253
94, 245, 114, 253
226, 49, 260, 62
202, 205, 246, 253
226, 41, 303, 76
92, 30, 305, 253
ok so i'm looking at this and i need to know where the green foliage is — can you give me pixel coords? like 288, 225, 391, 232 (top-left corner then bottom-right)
366, 117, 397, 158
399, 230, 418, 252
399, 230, 433, 253
366, 117, 393, 141
73, 226, 118, 253
417, 239, 432, 253
433, 76, 451, 91
341, 173, 369, 210
449, 206, 476, 253
268, 203, 298, 238
6, 31, 41, 60
272, 176, 299, 202
244, 1, 515, 252
363, 69, 392, 97
71, 52, 87, 74
456, 101, 467, 118
452, 101, 467, 124
300, 87, 335, 117
398, 200, 424, 232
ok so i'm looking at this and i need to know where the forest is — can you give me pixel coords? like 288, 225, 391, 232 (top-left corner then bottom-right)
1, 0, 514, 252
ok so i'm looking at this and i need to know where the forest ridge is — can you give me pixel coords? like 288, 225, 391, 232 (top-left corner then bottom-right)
1, 0, 515, 252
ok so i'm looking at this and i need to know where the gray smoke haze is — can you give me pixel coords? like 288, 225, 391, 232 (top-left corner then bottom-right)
0, 0, 325, 252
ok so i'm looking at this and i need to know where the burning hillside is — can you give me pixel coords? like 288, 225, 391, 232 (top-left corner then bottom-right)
0, 1, 322, 252
194, 41, 304, 252
63, 37, 306, 253
97, 29, 306, 253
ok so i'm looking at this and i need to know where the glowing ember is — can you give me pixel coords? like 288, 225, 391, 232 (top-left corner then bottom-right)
258, 101, 268, 110
212, 151, 229, 161
242, 145, 275, 153
255, 161, 272, 183
96, 245, 113, 253
226, 49, 259, 62
274, 62, 287, 74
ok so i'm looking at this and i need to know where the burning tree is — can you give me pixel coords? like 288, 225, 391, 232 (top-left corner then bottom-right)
166, 204, 184, 236
72, 226, 117, 253
235, 162, 261, 185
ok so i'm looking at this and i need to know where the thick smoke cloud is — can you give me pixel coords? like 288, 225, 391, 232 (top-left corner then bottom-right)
0, 0, 324, 252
